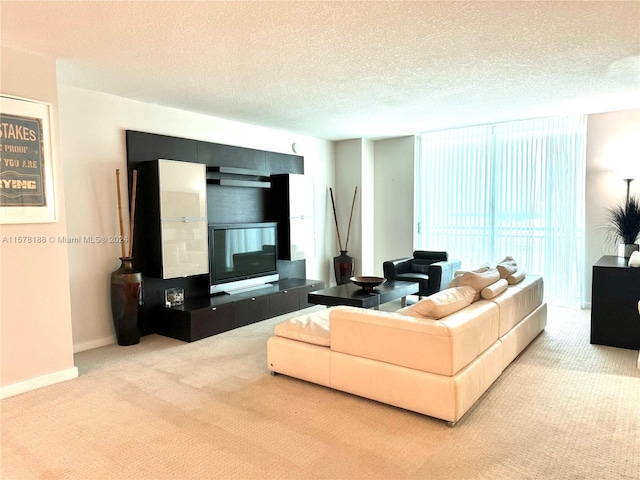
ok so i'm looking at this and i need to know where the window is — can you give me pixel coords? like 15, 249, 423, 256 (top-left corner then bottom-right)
415, 116, 586, 306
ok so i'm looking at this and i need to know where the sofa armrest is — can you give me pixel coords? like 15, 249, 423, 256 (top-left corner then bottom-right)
383, 257, 413, 280
428, 259, 463, 293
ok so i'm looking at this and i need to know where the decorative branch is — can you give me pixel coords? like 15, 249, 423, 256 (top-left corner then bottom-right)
329, 187, 343, 251
128, 169, 138, 259
115, 169, 126, 258
330, 186, 358, 252
345, 186, 358, 251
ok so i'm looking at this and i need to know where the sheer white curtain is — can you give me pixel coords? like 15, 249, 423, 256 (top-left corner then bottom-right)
415, 116, 586, 306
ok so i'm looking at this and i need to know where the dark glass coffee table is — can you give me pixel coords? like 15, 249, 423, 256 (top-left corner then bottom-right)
307, 280, 419, 309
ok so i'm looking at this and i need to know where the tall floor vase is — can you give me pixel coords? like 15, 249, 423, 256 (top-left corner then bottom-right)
334, 250, 355, 285
110, 257, 143, 346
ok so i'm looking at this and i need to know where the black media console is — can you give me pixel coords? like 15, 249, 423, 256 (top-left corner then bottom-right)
157, 279, 324, 342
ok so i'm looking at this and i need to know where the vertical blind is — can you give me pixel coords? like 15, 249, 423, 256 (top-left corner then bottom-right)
415, 115, 586, 306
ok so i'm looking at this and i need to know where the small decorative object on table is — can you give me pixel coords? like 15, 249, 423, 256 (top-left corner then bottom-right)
330, 186, 358, 285
165, 288, 184, 307
628, 251, 640, 267
351, 276, 387, 291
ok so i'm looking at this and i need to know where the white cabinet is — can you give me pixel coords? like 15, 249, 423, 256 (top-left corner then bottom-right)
158, 160, 208, 279
271, 174, 315, 261
135, 159, 209, 279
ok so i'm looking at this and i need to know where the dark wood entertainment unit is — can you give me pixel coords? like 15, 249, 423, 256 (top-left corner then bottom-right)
126, 130, 322, 342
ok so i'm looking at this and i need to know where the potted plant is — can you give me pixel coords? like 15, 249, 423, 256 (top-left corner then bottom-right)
603, 194, 640, 258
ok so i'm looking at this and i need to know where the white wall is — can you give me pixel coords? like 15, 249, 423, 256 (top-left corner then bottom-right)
584, 109, 640, 305
373, 136, 415, 276
57, 85, 334, 352
361, 139, 375, 274
0, 47, 77, 397
333, 140, 364, 279
332, 136, 415, 280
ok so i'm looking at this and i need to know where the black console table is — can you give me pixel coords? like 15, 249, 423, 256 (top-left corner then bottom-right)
591, 256, 640, 350
308, 281, 419, 309
156, 278, 324, 342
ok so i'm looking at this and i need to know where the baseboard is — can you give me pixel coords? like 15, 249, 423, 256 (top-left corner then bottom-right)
73, 336, 115, 353
0, 366, 79, 399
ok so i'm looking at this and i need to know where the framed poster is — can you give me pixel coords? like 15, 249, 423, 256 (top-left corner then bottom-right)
0, 95, 56, 224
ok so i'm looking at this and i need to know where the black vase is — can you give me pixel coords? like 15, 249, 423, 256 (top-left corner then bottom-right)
334, 250, 355, 285
110, 257, 143, 346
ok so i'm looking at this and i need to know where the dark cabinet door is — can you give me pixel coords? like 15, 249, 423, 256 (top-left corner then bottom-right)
234, 295, 270, 328
270, 289, 300, 317
189, 304, 235, 341
157, 302, 234, 342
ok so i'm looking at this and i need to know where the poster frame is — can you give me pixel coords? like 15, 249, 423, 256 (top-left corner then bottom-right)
0, 94, 56, 224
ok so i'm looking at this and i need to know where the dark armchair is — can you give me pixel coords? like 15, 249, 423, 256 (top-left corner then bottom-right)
383, 251, 462, 298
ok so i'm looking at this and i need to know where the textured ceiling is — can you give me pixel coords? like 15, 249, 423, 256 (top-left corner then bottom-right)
2, 1, 639, 140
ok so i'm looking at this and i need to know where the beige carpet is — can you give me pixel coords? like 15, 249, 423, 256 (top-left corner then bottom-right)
1, 304, 639, 480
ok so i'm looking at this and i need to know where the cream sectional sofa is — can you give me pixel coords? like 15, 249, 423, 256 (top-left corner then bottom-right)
267, 271, 547, 425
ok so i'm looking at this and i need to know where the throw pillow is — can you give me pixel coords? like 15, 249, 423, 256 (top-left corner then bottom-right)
507, 269, 526, 285
448, 262, 491, 287
456, 268, 501, 300
496, 256, 518, 279
404, 286, 476, 319
448, 274, 461, 288
481, 278, 509, 299
472, 262, 492, 273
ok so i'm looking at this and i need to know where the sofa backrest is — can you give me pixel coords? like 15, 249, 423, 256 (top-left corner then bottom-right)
328, 274, 544, 377
329, 301, 500, 376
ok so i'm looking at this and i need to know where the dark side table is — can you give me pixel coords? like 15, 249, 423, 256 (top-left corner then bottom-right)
591, 255, 640, 350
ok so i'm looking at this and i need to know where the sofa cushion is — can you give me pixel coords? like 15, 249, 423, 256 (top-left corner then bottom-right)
455, 268, 501, 300
497, 256, 518, 279
405, 286, 476, 319
507, 269, 526, 285
274, 309, 331, 346
481, 278, 509, 299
